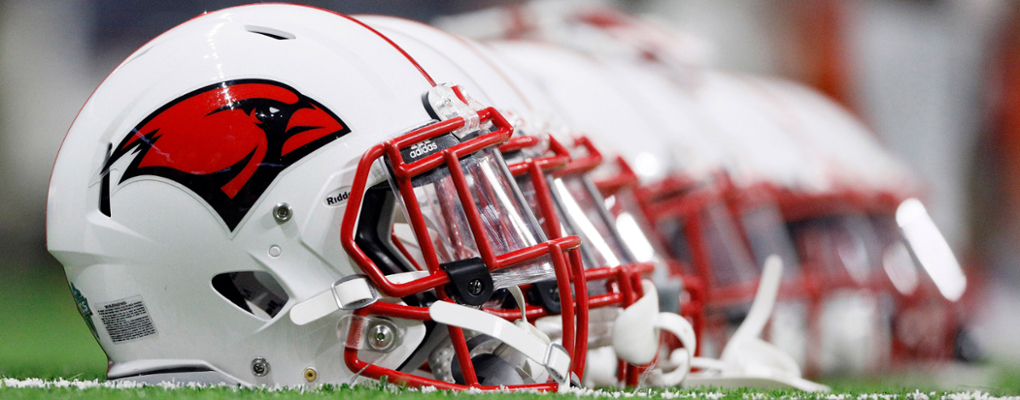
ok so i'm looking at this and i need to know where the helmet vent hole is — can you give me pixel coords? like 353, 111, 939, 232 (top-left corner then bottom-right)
212, 271, 289, 320
244, 25, 295, 41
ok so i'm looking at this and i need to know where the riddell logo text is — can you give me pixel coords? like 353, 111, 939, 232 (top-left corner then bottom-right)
408, 140, 438, 159
326, 191, 349, 205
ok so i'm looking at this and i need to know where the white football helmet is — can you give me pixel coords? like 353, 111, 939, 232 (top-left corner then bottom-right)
433, 1, 715, 71
439, 4, 806, 310
643, 68, 897, 375
441, 0, 966, 371
746, 77, 965, 365
47, 5, 594, 390
489, 40, 827, 392
355, 16, 700, 389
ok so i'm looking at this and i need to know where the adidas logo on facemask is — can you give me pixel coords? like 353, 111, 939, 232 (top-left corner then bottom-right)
408, 140, 439, 159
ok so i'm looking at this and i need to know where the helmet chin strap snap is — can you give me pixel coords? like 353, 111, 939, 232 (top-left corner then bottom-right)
428, 301, 573, 391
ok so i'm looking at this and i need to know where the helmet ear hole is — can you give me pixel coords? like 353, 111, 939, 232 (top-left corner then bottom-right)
211, 271, 289, 320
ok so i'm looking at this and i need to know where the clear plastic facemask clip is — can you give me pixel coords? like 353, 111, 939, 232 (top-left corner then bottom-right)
424, 84, 488, 138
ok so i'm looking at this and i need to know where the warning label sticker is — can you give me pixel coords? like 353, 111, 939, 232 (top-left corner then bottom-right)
97, 296, 157, 343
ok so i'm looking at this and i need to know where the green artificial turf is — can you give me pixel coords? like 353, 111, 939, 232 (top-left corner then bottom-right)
0, 265, 108, 380
992, 365, 1020, 396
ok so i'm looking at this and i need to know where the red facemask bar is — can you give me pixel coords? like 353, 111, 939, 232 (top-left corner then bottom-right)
592, 156, 709, 355
749, 182, 915, 295
613, 155, 938, 370
776, 182, 963, 368
775, 187, 896, 306
504, 133, 721, 386
500, 134, 653, 308
339, 97, 589, 391
610, 159, 819, 362
774, 187, 953, 370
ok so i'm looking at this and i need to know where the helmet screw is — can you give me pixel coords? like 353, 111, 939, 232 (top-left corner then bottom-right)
251, 357, 271, 377
273, 203, 292, 223
468, 279, 484, 296
303, 367, 317, 383
367, 322, 394, 352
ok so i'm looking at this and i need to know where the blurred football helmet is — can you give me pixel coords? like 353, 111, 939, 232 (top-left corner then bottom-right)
433, 1, 715, 71
47, 5, 592, 390
356, 16, 698, 388
683, 73, 891, 374
746, 77, 966, 366
447, 4, 807, 354
489, 40, 826, 392
487, 40, 742, 333
440, 0, 968, 373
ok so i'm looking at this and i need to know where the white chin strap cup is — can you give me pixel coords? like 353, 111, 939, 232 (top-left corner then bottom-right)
688, 255, 829, 392
429, 301, 572, 392
611, 279, 696, 387
610, 255, 828, 392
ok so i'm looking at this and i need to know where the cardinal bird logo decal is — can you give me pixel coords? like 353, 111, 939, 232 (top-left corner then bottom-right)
100, 79, 350, 231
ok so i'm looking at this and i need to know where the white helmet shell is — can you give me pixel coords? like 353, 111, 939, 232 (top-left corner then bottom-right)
47, 5, 580, 389
489, 41, 675, 185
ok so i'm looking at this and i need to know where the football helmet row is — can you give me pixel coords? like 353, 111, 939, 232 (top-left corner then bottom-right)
46, 3, 963, 392
438, 0, 969, 372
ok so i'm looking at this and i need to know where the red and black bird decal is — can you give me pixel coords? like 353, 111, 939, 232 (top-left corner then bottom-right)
100, 79, 350, 231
